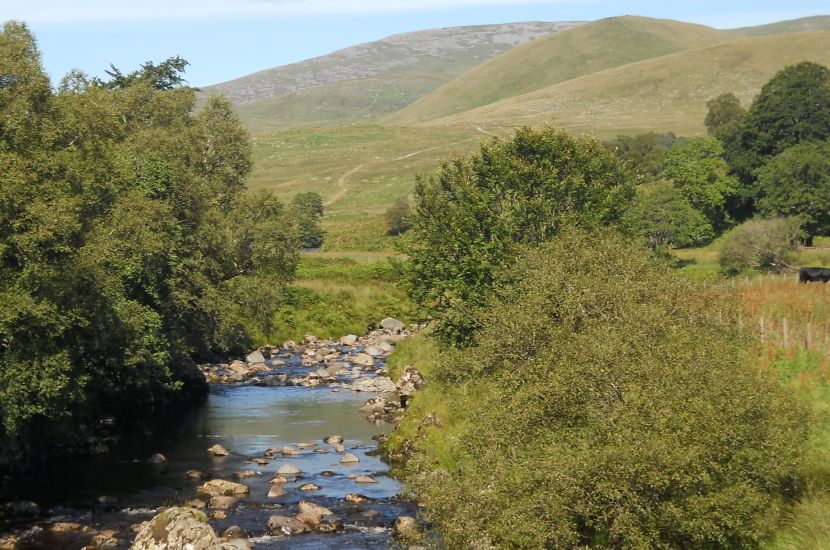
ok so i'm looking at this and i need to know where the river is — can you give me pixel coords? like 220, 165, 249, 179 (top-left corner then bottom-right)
0, 336, 415, 549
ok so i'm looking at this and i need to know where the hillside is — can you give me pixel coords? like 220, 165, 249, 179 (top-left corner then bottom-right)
384, 16, 736, 125
202, 21, 581, 132
422, 31, 830, 136
730, 15, 830, 36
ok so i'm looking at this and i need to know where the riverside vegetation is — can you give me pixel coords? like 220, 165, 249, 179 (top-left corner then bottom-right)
3, 14, 830, 550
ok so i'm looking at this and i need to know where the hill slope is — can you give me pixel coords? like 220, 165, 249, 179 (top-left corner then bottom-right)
384, 16, 736, 125
730, 15, 830, 36
423, 32, 830, 136
202, 22, 581, 132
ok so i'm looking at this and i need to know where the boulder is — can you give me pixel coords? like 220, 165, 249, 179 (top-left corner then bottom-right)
393, 516, 422, 544
209, 496, 238, 509
185, 469, 210, 481
339, 334, 359, 346
277, 464, 301, 475
324, 435, 343, 444
269, 475, 288, 484
267, 515, 310, 535
245, 350, 266, 364
299, 483, 320, 491
333, 443, 346, 453
3, 500, 39, 518
340, 453, 359, 464
380, 317, 406, 333
130, 507, 238, 550
351, 353, 375, 367
267, 485, 286, 498
396, 366, 425, 395
92, 529, 119, 549
360, 395, 388, 414
50, 522, 83, 533
345, 493, 372, 504
354, 475, 379, 484
364, 346, 384, 357
350, 378, 396, 393
233, 470, 258, 480
197, 479, 249, 497
207, 444, 230, 457
147, 453, 167, 464
296, 501, 333, 527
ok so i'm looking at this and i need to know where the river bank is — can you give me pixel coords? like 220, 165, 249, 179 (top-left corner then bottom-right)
0, 319, 422, 549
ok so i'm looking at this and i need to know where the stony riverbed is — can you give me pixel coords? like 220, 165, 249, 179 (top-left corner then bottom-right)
0, 318, 424, 549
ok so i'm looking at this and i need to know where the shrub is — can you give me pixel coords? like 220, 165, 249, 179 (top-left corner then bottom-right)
384, 195, 412, 236
401, 126, 634, 346
410, 230, 807, 549
624, 181, 714, 249
719, 217, 803, 274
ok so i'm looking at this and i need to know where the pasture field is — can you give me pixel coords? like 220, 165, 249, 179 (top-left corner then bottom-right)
247, 124, 484, 250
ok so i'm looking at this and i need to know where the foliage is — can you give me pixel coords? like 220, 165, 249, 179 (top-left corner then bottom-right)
719, 218, 803, 274
97, 56, 190, 90
291, 191, 325, 249
624, 181, 714, 249
384, 195, 412, 236
756, 141, 830, 243
604, 132, 683, 180
0, 22, 298, 463
722, 62, 830, 214
705, 92, 745, 138
400, 126, 634, 346
405, 230, 807, 549
664, 136, 738, 233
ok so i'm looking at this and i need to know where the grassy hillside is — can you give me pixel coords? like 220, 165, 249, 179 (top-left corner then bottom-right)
424, 31, 830, 136
731, 15, 830, 36
202, 22, 580, 132
248, 125, 485, 249
384, 16, 735, 125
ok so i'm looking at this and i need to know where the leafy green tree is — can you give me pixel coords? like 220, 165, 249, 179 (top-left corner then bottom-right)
402, 126, 634, 346
704, 92, 745, 138
719, 217, 803, 274
722, 62, 830, 214
98, 56, 190, 90
756, 141, 830, 244
0, 22, 299, 465
384, 195, 412, 236
411, 230, 806, 548
604, 132, 682, 180
291, 192, 325, 249
623, 181, 714, 249
663, 137, 738, 233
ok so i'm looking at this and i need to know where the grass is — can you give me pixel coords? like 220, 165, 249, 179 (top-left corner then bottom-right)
425, 31, 830, 137
386, 16, 735, 125
254, 253, 416, 344
247, 124, 482, 250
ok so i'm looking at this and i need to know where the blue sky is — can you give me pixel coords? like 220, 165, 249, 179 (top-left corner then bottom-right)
3, 0, 827, 87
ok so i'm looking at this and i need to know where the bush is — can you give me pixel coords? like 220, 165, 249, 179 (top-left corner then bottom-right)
384, 195, 412, 236
624, 181, 714, 249
401, 126, 634, 346
719, 217, 803, 274
409, 230, 807, 549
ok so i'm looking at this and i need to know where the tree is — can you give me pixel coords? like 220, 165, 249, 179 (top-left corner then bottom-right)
604, 132, 682, 180
384, 195, 412, 236
411, 230, 806, 548
98, 56, 190, 90
704, 93, 745, 138
291, 192, 325, 249
401, 126, 634, 346
0, 28, 299, 466
719, 217, 803, 274
623, 181, 714, 249
663, 137, 738, 233
756, 141, 830, 244
722, 62, 830, 212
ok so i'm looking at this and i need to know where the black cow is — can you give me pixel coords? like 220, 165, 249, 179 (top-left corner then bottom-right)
799, 267, 830, 283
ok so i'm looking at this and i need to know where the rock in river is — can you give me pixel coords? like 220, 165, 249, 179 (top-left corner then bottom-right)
340, 453, 360, 464
380, 317, 406, 333
130, 507, 237, 549
198, 479, 250, 497
277, 463, 301, 475
207, 444, 230, 456
267, 515, 310, 535
297, 501, 333, 527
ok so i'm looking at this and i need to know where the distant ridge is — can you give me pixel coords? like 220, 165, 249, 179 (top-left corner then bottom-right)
385, 16, 736, 125
422, 31, 830, 136
201, 21, 582, 131
730, 15, 830, 36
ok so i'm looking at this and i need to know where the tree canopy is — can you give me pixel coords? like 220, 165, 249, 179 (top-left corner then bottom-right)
290, 191, 325, 249
401, 126, 634, 346
0, 22, 298, 464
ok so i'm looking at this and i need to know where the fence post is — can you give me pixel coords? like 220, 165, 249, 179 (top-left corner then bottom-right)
783, 317, 789, 349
